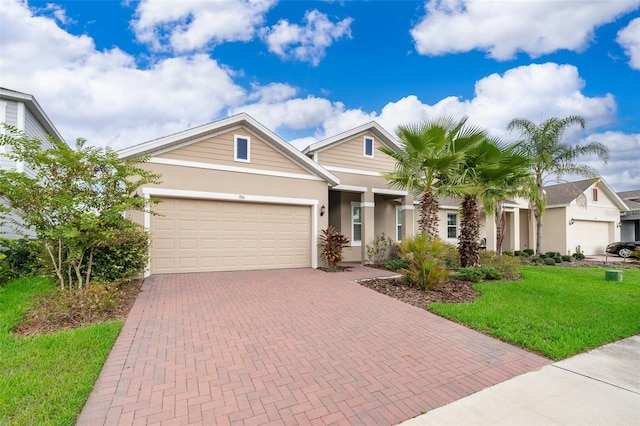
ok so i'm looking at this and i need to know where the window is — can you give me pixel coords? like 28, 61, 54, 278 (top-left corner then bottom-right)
396, 207, 403, 241
351, 203, 362, 246
592, 188, 598, 202
363, 136, 374, 158
234, 135, 250, 162
447, 213, 457, 239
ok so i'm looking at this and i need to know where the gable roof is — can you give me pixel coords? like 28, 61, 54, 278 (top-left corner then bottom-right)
118, 113, 340, 186
618, 189, 640, 201
0, 87, 65, 142
302, 121, 402, 155
544, 178, 628, 211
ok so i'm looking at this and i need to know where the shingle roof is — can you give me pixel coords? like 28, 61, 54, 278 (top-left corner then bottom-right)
618, 189, 640, 201
544, 179, 595, 205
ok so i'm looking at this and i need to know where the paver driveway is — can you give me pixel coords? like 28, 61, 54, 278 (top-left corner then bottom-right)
78, 266, 550, 425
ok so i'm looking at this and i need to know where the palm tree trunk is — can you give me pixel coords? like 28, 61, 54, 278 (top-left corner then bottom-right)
536, 212, 543, 255
418, 189, 440, 239
495, 201, 504, 255
459, 194, 480, 267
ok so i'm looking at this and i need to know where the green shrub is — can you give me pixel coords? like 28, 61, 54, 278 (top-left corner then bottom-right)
553, 256, 562, 263
545, 251, 561, 258
572, 252, 586, 260
0, 237, 40, 284
543, 257, 556, 266
631, 248, 640, 260
366, 233, 399, 265
399, 234, 452, 290
319, 226, 350, 270
88, 226, 150, 282
523, 248, 534, 256
384, 258, 409, 271
531, 256, 544, 265
453, 267, 484, 283
480, 266, 503, 280
513, 250, 523, 257
561, 255, 572, 262
480, 250, 522, 280
502, 251, 513, 256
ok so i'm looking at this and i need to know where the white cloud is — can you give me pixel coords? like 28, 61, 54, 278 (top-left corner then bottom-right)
231, 96, 337, 130
584, 132, 640, 190
617, 17, 640, 70
262, 9, 353, 66
248, 82, 298, 103
132, 0, 277, 52
0, 0, 245, 149
411, 0, 640, 60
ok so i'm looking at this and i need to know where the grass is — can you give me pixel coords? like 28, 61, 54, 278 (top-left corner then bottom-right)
429, 266, 640, 360
0, 277, 122, 425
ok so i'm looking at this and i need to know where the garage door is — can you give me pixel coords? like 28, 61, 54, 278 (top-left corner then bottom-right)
150, 197, 311, 274
571, 220, 610, 255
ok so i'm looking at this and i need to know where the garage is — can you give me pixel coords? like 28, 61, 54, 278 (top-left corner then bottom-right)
571, 220, 611, 255
150, 197, 312, 274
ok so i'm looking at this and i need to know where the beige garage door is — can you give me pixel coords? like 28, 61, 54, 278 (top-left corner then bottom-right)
150, 197, 311, 274
572, 220, 610, 255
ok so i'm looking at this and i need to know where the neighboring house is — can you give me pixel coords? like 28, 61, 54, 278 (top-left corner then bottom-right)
0, 88, 65, 238
302, 123, 416, 262
618, 190, 640, 241
540, 179, 627, 255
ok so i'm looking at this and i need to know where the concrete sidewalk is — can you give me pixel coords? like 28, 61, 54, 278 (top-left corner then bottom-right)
400, 335, 640, 426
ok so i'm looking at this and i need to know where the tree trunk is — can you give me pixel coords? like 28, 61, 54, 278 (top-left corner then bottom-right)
536, 212, 543, 255
44, 240, 65, 290
418, 189, 440, 240
459, 194, 480, 267
495, 201, 504, 255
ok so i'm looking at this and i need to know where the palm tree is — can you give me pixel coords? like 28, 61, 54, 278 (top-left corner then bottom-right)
451, 138, 530, 267
380, 116, 486, 239
507, 116, 609, 254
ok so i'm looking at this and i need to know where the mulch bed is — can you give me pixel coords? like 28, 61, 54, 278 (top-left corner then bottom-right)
357, 276, 480, 309
14, 280, 143, 336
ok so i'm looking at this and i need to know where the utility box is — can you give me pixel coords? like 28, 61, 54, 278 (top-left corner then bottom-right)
605, 270, 623, 282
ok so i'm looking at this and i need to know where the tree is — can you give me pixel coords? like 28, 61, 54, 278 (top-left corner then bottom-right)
380, 116, 486, 239
507, 116, 609, 254
0, 126, 161, 289
451, 137, 530, 267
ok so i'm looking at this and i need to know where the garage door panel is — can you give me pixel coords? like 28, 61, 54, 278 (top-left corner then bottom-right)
572, 220, 610, 255
150, 198, 311, 273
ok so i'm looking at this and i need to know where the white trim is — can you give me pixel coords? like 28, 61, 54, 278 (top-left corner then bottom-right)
395, 206, 403, 242
325, 165, 381, 177
360, 202, 375, 208
144, 193, 151, 278
351, 201, 362, 247
446, 212, 458, 239
143, 187, 319, 273
399, 205, 415, 210
333, 184, 367, 192
0, 101, 6, 153
234, 134, 250, 162
372, 188, 408, 196
303, 121, 401, 154
363, 136, 374, 158
148, 157, 324, 182
16, 102, 25, 131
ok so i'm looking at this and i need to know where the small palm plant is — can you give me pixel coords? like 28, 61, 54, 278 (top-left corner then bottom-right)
319, 226, 350, 271
399, 233, 453, 290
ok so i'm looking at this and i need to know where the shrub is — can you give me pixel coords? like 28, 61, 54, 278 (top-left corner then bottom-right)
631, 248, 640, 260
513, 250, 523, 257
572, 252, 586, 260
366, 233, 399, 266
531, 256, 544, 265
545, 251, 561, 258
543, 257, 556, 266
384, 258, 409, 271
502, 251, 513, 256
453, 267, 484, 283
562, 255, 572, 262
319, 226, 350, 270
480, 266, 503, 280
89, 226, 150, 282
480, 250, 522, 280
399, 234, 453, 290
523, 248, 534, 256
553, 256, 563, 263
0, 237, 40, 284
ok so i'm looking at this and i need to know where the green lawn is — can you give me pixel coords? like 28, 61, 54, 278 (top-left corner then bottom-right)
429, 266, 640, 360
0, 278, 122, 425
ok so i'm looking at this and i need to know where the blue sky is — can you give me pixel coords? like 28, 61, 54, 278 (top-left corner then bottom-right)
1, 0, 639, 190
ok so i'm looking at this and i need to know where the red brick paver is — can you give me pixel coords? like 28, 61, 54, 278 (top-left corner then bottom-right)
77, 265, 550, 425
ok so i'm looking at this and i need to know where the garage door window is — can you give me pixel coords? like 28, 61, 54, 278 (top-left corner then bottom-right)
234, 135, 250, 162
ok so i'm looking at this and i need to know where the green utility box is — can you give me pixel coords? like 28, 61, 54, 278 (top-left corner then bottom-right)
605, 270, 623, 282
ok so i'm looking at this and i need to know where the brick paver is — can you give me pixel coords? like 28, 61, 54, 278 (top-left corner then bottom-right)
77, 265, 550, 425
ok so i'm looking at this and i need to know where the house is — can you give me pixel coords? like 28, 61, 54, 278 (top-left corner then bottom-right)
302, 122, 416, 262
618, 190, 640, 241
0, 88, 65, 238
539, 179, 627, 255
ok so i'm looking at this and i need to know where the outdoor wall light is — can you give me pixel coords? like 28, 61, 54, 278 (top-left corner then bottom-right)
617, 222, 622, 228
133, 191, 140, 199
320, 204, 326, 216
569, 218, 575, 225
